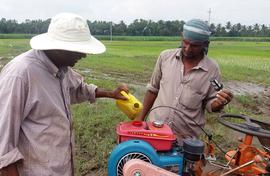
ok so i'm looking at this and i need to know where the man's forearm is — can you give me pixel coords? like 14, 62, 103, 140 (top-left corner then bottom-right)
95, 88, 114, 98
137, 90, 157, 121
0, 163, 19, 176
95, 84, 129, 99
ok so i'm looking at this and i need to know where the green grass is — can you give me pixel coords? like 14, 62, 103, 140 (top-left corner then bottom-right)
76, 40, 270, 85
0, 39, 30, 55
0, 38, 269, 175
76, 41, 177, 84
235, 95, 256, 107
2, 33, 270, 42
73, 101, 127, 175
209, 41, 270, 84
0, 34, 35, 39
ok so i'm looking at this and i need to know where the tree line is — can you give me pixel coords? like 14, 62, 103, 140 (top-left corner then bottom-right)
0, 18, 269, 37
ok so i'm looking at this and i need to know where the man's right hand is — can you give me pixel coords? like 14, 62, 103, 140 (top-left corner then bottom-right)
134, 90, 158, 122
0, 163, 19, 176
211, 89, 233, 112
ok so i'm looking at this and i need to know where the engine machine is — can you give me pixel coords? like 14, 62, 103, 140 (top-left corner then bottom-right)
108, 114, 270, 176
108, 120, 205, 176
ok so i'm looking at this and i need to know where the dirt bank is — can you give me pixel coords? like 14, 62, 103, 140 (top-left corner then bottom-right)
225, 81, 270, 116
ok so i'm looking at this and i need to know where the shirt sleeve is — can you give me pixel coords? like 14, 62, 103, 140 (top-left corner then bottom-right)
146, 53, 163, 94
0, 76, 25, 169
205, 66, 221, 112
67, 69, 97, 104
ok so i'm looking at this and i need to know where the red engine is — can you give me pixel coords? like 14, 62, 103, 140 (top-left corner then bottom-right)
117, 121, 176, 151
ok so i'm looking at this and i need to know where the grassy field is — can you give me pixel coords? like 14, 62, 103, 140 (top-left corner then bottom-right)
0, 38, 270, 175
1, 33, 270, 42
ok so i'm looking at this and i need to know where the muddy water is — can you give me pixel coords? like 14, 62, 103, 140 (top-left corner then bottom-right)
225, 81, 266, 95
225, 81, 270, 116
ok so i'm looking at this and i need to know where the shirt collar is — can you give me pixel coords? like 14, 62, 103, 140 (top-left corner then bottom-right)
176, 48, 209, 72
33, 49, 68, 78
194, 55, 209, 72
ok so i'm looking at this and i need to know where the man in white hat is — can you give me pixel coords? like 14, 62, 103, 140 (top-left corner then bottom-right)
135, 19, 233, 144
0, 13, 128, 176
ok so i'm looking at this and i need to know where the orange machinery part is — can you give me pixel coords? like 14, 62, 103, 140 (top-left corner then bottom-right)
225, 135, 268, 175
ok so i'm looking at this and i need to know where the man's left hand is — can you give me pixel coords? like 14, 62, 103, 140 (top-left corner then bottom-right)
211, 89, 233, 112
112, 83, 129, 100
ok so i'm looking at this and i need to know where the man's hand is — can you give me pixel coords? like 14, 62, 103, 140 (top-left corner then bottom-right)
133, 90, 158, 122
95, 83, 129, 99
0, 163, 19, 176
211, 89, 233, 112
112, 83, 129, 100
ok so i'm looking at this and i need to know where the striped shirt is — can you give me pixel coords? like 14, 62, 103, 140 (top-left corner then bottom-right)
147, 48, 220, 143
0, 49, 97, 176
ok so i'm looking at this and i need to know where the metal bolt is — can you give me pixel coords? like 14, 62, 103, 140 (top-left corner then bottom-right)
133, 171, 141, 176
153, 120, 164, 128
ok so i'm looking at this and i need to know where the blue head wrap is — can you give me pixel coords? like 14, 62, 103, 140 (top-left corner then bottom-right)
183, 19, 211, 42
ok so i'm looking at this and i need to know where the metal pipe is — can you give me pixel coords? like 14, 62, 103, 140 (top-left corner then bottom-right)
220, 160, 254, 176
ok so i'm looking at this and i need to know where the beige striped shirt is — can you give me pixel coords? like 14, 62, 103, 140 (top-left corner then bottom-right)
147, 48, 220, 143
0, 49, 97, 176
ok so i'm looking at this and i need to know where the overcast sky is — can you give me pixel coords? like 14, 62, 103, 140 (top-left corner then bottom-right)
1, 0, 269, 25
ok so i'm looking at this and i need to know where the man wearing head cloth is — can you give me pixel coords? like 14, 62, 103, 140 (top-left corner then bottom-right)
0, 13, 128, 176
136, 19, 233, 144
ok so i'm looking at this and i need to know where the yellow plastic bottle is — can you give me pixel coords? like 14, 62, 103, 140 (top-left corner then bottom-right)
116, 91, 143, 120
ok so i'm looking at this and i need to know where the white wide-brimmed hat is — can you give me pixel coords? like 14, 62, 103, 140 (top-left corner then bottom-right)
30, 12, 106, 54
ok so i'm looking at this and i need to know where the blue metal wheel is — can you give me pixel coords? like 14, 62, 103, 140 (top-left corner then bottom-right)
108, 140, 160, 176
